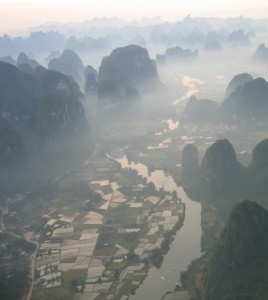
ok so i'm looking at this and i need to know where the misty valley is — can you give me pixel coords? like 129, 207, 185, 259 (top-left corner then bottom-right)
2, 16, 268, 300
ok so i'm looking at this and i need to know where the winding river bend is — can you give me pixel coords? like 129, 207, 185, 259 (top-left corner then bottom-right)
116, 156, 202, 300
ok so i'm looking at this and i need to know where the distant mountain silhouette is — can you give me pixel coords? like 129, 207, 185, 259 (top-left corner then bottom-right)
227, 29, 250, 47
16, 52, 40, 70
183, 96, 220, 123
84, 65, 98, 95
48, 49, 85, 86
225, 73, 253, 98
203, 40, 222, 52
156, 46, 198, 65
98, 45, 159, 90
252, 44, 268, 63
222, 77, 268, 121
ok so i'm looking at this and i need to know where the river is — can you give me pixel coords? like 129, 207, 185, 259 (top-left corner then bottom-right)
115, 156, 202, 300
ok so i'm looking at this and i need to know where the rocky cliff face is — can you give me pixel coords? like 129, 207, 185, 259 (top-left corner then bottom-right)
96, 45, 154, 115
204, 200, 268, 300
225, 73, 253, 98
250, 139, 268, 171
0, 62, 38, 133
246, 139, 268, 200
98, 45, 159, 90
222, 77, 268, 122
252, 43, 268, 63
181, 144, 200, 181
0, 116, 23, 165
201, 139, 243, 197
48, 49, 85, 86
84, 65, 98, 94
0, 62, 88, 147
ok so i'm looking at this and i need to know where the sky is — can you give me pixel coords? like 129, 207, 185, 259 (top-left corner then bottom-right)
1, 0, 268, 35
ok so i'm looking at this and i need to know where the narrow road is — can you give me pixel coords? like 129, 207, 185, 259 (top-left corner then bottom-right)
24, 240, 39, 300
0, 210, 5, 231
0, 203, 7, 231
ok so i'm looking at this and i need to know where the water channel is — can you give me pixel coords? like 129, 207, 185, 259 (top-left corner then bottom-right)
115, 156, 202, 300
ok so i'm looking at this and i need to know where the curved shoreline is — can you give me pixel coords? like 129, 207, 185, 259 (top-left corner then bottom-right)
113, 155, 202, 300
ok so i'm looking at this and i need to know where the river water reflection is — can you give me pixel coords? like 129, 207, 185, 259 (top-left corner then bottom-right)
115, 156, 202, 300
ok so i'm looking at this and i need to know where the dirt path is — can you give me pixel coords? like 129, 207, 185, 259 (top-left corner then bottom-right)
0, 203, 8, 231
24, 240, 39, 300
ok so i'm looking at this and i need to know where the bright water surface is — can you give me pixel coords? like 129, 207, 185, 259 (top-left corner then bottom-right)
115, 156, 202, 300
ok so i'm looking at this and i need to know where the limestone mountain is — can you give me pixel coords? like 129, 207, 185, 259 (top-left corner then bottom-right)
225, 73, 253, 98
34, 67, 87, 139
18, 63, 34, 76
181, 144, 200, 182
204, 200, 268, 300
0, 62, 88, 143
0, 116, 23, 165
252, 44, 268, 63
222, 77, 268, 122
250, 139, 268, 171
0, 62, 38, 134
182, 96, 220, 123
227, 29, 250, 47
201, 139, 243, 198
247, 139, 268, 201
97, 79, 141, 118
34, 66, 83, 101
98, 45, 159, 91
96, 45, 155, 115
48, 49, 85, 86
16, 52, 40, 69
84, 65, 98, 94
164, 46, 198, 63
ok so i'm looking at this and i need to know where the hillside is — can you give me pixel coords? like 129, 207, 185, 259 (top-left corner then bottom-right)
204, 200, 268, 300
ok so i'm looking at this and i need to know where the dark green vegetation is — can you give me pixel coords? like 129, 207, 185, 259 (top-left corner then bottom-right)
222, 77, 268, 121
98, 45, 159, 90
149, 216, 185, 268
181, 144, 200, 184
200, 139, 244, 203
0, 61, 92, 200
181, 138, 268, 300
0, 232, 36, 300
0, 62, 87, 134
0, 62, 88, 148
182, 138, 268, 215
0, 116, 23, 165
204, 200, 268, 300
95, 44, 160, 118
